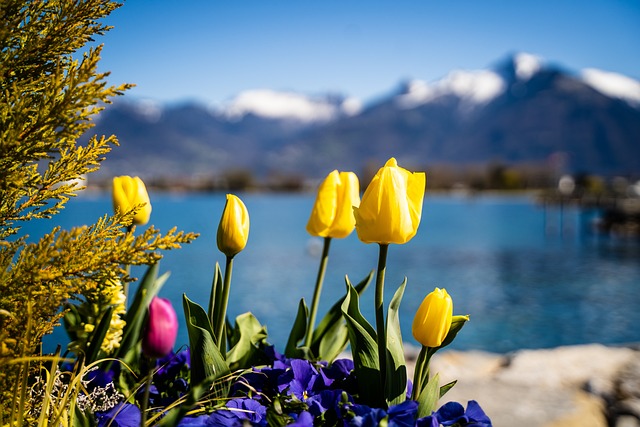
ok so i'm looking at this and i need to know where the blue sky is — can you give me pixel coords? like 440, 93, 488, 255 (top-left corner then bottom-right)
96, 0, 640, 106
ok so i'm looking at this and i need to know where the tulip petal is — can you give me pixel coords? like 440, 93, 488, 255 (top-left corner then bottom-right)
354, 158, 425, 244
217, 194, 250, 257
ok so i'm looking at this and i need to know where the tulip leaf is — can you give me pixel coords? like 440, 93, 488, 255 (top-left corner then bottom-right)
226, 312, 269, 371
416, 372, 441, 418
84, 305, 113, 365
341, 280, 381, 407
439, 314, 470, 349
284, 298, 312, 360
207, 262, 224, 343
385, 279, 407, 406
440, 380, 457, 398
312, 271, 374, 363
183, 294, 230, 386
116, 263, 169, 361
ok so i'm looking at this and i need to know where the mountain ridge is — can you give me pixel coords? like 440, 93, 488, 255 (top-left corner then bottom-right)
89, 52, 640, 184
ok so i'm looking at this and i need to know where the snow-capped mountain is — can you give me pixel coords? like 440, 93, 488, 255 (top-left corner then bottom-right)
580, 68, 640, 106
395, 53, 544, 110
217, 89, 361, 123
89, 52, 640, 181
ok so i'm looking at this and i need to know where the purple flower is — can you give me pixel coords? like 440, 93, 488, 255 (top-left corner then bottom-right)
85, 365, 118, 391
156, 348, 190, 378
205, 398, 267, 426
323, 358, 354, 380
388, 400, 419, 427
288, 410, 314, 426
206, 409, 244, 427
176, 415, 210, 426
435, 400, 492, 427
280, 359, 333, 400
227, 397, 267, 425
306, 389, 343, 416
96, 403, 140, 427
142, 297, 178, 359
349, 404, 387, 427
347, 400, 418, 427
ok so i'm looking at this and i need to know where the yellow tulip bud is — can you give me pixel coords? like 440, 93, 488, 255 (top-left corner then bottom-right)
306, 170, 360, 238
112, 176, 152, 225
412, 287, 453, 348
217, 194, 250, 257
354, 157, 426, 244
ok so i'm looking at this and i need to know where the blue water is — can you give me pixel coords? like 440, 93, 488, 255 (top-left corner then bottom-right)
33, 191, 640, 354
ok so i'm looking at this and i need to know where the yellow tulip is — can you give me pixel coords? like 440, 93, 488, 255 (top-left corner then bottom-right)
306, 170, 360, 238
112, 176, 152, 225
412, 287, 453, 348
217, 194, 250, 257
353, 157, 425, 244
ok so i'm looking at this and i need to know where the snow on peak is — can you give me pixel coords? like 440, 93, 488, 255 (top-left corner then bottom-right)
395, 69, 505, 109
513, 52, 542, 80
134, 99, 163, 122
221, 89, 361, 122
580, 68, 640, 106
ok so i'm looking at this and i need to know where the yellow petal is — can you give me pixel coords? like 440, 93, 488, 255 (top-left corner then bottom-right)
354, 158, 425, 244
306, 170, 340, 237
412, 288, 453, 347
112, 175, 152, 225
306, 170, 360, 238
217, 194, 250, 257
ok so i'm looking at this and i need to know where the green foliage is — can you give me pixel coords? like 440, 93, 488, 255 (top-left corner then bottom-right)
0, 0, 198, 407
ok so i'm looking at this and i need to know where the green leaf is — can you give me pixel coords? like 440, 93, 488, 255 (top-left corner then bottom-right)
439, 315, 470, 349
385, 279, 407, 406
423, 315, 471, 373
226, 312, 269, 371
183, 294, 230, 386
207, 262, 224, 346
71, 404, 95, 427
116, 263, 169, 361
440, 380, 457, 398
84, 305, 113, 365
312, 271, 373, 362
63, 303, 81, 342
416, 372, 440, 418
284, 298, 311, 360
341, 280, 381, 407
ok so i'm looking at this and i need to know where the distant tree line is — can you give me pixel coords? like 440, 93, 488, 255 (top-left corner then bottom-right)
88, 161, 637, 195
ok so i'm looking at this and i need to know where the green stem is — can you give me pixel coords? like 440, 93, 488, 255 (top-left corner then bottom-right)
412, 345, 429, 401
375, 243, 389, 404
123, 224, 133, 300
304, 237, 332, 348
140, 363, 153, 427
215, 255, 234, 351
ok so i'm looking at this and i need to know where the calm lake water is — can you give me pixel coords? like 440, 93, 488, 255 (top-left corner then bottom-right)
36, 191, 640, 354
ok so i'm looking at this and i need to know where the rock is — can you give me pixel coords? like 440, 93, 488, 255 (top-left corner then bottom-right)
423, 344, 640, 427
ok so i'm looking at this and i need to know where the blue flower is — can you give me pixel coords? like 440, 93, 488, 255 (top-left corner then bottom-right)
434, 400, 492, 427
349, 404, 387, 427
156, 347, 190, 380
176, 415, 210, 426
206, 409, 244, 427
227, 397, 267, 425
288, 410, 314, 427
96, 403, 140, 427
388, 400, 419, 427
347, 400, 418, 427
306, 389, 343, 416
279, 359, 329, 400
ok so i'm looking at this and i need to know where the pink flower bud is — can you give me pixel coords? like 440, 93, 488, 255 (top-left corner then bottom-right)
142, 297, 178, 359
